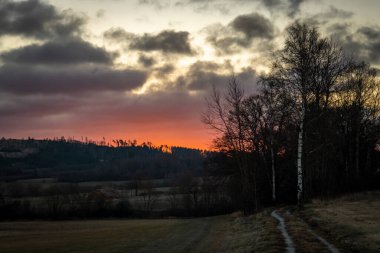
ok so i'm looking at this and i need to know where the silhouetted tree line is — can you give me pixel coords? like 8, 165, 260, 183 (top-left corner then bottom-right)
161, 172, 232, 217
0, 172, 233, 220
0, 138, 205, 182
0, 138, 234, 219
0, 183, 133, 220
0, 138, 224, 219
203, 22, 380, 214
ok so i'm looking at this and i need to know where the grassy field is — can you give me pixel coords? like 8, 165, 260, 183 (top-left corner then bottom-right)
1, 191, 379, 253
0, 213, 282, 253
302, 191, 380, 253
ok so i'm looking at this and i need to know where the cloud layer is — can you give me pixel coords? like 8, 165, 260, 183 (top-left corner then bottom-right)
0, 0, 378, 148
0, 0, 85, 38
2, 38, 114, 65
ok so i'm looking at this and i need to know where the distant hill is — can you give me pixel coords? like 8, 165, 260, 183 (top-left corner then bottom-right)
0, 138, 207, 182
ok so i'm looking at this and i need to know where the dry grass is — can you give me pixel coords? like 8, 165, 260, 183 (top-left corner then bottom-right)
0, 212, 285, 253
302, 191, 380, 253
0, 219, 180, 253
254, 210, 284, 253
280, 210, 332, 253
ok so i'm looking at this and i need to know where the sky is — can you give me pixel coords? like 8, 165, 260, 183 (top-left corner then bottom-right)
0, 0, 380, 149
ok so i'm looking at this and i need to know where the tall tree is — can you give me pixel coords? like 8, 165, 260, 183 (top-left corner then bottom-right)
203, 77, 258, 213
338, 63, 380, 185
266, 22, 349, 205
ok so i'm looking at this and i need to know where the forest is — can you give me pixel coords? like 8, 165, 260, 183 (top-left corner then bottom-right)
0, 137, 205, 182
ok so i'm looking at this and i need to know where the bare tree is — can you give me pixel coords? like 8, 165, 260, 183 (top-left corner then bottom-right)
139, 180, 159, 213
167, 186, 179, 210
249, 79, 295, 203
45, 186, 65, 218
203, 77, 258, 213
338, 63, 380, 180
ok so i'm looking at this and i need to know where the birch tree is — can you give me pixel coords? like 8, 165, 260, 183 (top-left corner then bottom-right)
258, 79, 295, 203
267, 22, 348, 206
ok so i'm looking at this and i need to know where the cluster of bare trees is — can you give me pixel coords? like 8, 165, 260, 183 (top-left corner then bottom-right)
167, 173, 229, 214
0, 182, 133, 219
203, 22, 380, 213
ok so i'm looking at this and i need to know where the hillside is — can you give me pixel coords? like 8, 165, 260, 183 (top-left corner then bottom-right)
0, 138, 206, 182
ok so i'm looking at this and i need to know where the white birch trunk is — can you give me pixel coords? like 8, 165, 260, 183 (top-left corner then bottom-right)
297, 104, 305, 206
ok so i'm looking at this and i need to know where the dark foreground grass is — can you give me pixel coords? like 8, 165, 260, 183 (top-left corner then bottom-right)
0, 213, 283, 253
302, 191, 380, 253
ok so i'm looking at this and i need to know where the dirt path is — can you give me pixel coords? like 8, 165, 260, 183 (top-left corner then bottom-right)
272, 209, 341, 253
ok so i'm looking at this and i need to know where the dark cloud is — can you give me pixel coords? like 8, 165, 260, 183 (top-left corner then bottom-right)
0, 94, 79, 118
131, 30, 194, 55
176, 0, 306, 17
174, 61, 258, 91
327, 23, 351, 38
287, 0, 304, 17
140, 0, 307, 17
358, 26, 380, 41
204, 13, 274, 54
174, 0, 230, 14
104, 27, 135, 41
138, 0, 170, 10
0, 0, 85, 38
303, 6, 353, 26
368, 42, 380, 63
154, 64, 175, 75
258, 0, 306, 17
1, 38, 114, 65
176, 61, 223, 90
318, 6, 353, 20
104, 28, 194, 55
204, 24, 249, 53
261, 0, 281, 8
138, 54, 156, 68
359, 27, 380, 63
0, 64, 147, 95
328, 23, 380, 64
230, 13, 274, 40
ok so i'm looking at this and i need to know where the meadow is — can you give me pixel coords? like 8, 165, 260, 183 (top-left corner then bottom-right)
302, 191, 380, 253
1, 192, 379, 253
0, 214, 282, 253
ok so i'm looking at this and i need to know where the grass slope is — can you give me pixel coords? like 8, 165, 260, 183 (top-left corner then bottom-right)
302, 191, 380, 253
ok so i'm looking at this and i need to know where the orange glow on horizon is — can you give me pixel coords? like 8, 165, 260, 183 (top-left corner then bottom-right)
11, 130, 215, 151
102, 133, 214, 150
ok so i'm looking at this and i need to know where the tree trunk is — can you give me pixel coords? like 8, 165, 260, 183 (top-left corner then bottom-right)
270, 136, 276, 202
297, 105, 305, 207
355, 124, 360, 178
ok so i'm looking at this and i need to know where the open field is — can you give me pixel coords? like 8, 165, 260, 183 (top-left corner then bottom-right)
0, 214, 282, 253
0, 192, 379, 253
